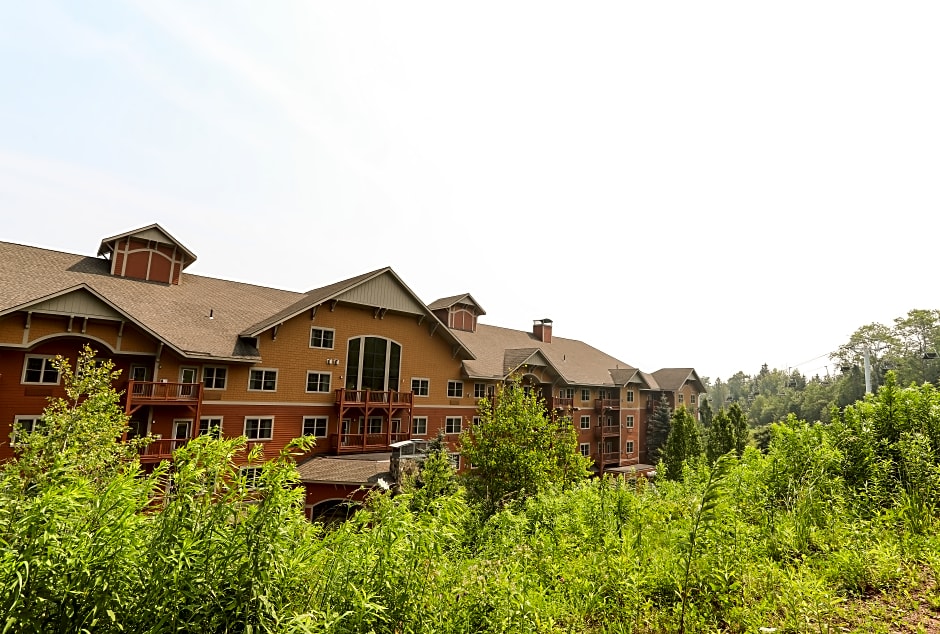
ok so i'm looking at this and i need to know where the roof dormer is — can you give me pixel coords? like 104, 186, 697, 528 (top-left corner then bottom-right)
97, 224, 196, 285
428, 293, 486, 333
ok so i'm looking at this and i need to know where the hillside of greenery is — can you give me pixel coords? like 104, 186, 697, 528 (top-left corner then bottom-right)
2, 348, 940, 632
704, 309, 940, 430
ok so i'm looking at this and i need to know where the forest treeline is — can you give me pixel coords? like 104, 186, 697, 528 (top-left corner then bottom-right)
3, 347, 940, 632
704, 309, 940, 432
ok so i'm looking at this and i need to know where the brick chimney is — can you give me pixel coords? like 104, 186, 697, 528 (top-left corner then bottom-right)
533, 318, 553, 343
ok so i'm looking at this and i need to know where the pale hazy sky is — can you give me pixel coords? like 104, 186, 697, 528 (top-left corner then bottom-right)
2, 2, 938, 382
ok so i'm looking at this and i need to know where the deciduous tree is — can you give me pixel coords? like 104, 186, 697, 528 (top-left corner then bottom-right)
459, 378, 590, 515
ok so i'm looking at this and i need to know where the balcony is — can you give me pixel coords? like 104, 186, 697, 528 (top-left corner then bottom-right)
595, 398, 620, 413
331, 431, 411, 453
601, 451, 621, 465
335, 389, 414, 408
125, 380, 203, 419
595, 421, 621, 439
550, 397, 574, 410
127, 381, 202, 405
138, 437, 190, 463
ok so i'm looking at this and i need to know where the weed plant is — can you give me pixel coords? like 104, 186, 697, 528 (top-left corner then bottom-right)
2, 353, 940, 632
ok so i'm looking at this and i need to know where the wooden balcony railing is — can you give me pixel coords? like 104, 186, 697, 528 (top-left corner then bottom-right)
334, 389, 414, 407
601, 451, 621, 464
128, 381, 202, 403
550, 397, 573, 410
138, 438, 190, 463
595, 422, 621, 439
595, 398, 620, 413
331, 431, 411, 453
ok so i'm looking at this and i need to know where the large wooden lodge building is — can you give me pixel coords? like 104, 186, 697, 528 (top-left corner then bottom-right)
0, 224, 704, 516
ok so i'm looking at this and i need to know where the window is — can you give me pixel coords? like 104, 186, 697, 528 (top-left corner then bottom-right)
474, 383, 487, 399
310, 327, 335, 349
367, 416, 383, 434
445, 416, 462, 434
346, 336, 401, 391
560, 387, 574, 400
203, 367, 227, 389
690, 394, 697, 404
626, 415, 634, 429
447, 381, 463, 398
199, 417, 223, 438
581, 388, 591, 402
678, 393, 685, 404
248, 369, 277, 391
130, 365, 150, 381
580, 415, 591, 430
240, 467, 263, 488
303, 416, 328, 437
579, 443, 591, 457
22, 356, 59, 384
412, 416, 428, 435
626, 440, 635, 454
472, 416, 480, 428
244, 417, 273, 440
448, 453, 461, 470
306, 371, 331, 393
626, 390, 635, 403
11, 415, 41, 445
411, 378, 429, 397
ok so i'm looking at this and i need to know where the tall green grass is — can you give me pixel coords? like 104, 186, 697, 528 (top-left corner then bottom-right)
2, 353, 939, 632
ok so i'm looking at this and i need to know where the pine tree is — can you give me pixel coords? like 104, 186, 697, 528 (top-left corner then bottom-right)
646, 398, 672, 464
660, 406, 703, 481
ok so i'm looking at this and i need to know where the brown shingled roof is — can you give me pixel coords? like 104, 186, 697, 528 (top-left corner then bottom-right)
427, 293, 486, 314
296, 456, 390, 485
454, 323, 635, 386
649, 368, 706, 393
0, 241, 303, 361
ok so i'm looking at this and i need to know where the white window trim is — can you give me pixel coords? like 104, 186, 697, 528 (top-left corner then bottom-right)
309, 327, 336, 350
445, 416, 462, 434
580, 415, 591, 430
367, 416, 383, 434
247, 368, 278, 392
243, 416, 274, 441
411, 377, 430, 397
581, 388, 591, 402
305, 370, 332, 394
21, 355, 60, 385
626, 441, 635, 454
626, 389, 635, 403
11, 415, 42, 445
202, 366, 228, 390
412, 416, 428, 435
447, 380, 464, 398
199, 417, 224, 437
302, 416, 328, 438
579, 443, 590, 457
626, 415, 635, 429
240, 466, 263, 488
474, 383, 487, 399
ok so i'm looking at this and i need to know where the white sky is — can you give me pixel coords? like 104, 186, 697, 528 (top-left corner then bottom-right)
2, 1, 938, 382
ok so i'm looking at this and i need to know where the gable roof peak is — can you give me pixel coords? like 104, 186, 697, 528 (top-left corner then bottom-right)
97, 223, 197, 265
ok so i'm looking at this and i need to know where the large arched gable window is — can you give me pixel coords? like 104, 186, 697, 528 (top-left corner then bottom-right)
345, 336, 401, 391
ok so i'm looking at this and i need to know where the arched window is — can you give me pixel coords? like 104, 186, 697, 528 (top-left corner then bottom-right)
345, 336, 401, 391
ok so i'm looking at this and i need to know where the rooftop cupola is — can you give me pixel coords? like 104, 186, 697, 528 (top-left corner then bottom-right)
97, 224, 196, 285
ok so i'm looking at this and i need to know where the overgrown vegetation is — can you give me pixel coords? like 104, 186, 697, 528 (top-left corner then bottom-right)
3, 347, 940, 632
